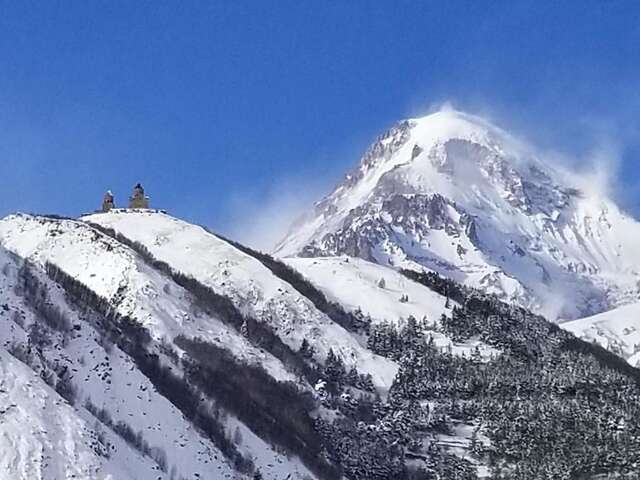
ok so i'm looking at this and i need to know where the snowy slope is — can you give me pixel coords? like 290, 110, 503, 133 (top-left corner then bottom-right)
84, 210, 398, 388
276, 108, 640, 321
563, 302, 640, 367
0, 241, 242, 480
286, 256, 449, 324
286, 256, 498, 359
0, 214, 293, 382
0, 345, 168, 480
0, 216, 317, 480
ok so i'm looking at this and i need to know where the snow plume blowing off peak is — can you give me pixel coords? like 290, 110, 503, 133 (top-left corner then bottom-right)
275, 108, 640, 321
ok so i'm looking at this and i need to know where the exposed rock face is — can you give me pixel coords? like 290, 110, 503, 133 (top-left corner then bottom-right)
276, 109, 640, 320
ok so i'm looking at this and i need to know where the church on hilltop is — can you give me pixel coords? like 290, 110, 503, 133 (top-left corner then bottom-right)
101, 190, 115, 212
99, 183, 151, 212
128, 183, 150, 209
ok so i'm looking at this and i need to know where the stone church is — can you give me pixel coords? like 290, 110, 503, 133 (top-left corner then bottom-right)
101, 190, 115, 212
99, 183, 151, 212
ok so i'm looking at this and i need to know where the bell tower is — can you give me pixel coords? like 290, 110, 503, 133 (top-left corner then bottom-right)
101, 190, 115, 212
129, 183, 150, 209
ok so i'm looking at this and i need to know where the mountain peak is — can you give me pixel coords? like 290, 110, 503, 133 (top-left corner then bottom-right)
410, 108, 497, 135
276, 112, 640, 320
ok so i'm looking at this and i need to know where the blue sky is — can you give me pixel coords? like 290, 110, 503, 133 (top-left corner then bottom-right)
0, 1, 639, 247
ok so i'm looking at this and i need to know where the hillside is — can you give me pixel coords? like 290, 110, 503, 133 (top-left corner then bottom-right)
1, 207, 640, 478
0, 214, 320, 480
0, 343, 165, 480
83, 209, 397, 388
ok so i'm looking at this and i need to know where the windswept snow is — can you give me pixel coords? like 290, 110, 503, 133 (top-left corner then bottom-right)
276, 109, 640, 321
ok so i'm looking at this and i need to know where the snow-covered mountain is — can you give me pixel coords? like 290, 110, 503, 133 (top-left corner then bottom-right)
0, 210, 503, 479
2, 110, 640, 480
2, 205, 640, 478
276, 109, 640, 321
82, 211, 396, 388
0, 214, 317, 480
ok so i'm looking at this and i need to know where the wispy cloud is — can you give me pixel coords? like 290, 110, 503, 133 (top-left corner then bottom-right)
415, 98, 636, 210
222, 173, 333, 252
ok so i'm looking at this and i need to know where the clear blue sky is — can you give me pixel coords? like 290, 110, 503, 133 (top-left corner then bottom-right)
1, 1, 639, 246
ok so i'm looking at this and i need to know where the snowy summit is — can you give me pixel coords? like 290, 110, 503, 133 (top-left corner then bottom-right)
1, 112, 640, 480
276, 109, 640, 321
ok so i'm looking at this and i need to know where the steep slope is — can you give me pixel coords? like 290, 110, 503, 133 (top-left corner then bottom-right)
0, 213, 293, 382
0, 345, 167, 480
84, 209, 397, 388
0, 215, 317, 480
276, 109, 640, 320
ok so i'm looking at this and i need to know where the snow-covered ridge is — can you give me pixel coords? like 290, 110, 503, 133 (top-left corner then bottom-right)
0, 213, 293, 381
276, 109, 640, 320
84, 210, 397, 388
0, 214, 318, 480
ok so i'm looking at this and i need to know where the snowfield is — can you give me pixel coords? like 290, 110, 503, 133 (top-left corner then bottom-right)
286, 256, 498, 359
562, 302, 640, 367
286, 256, 449, 324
